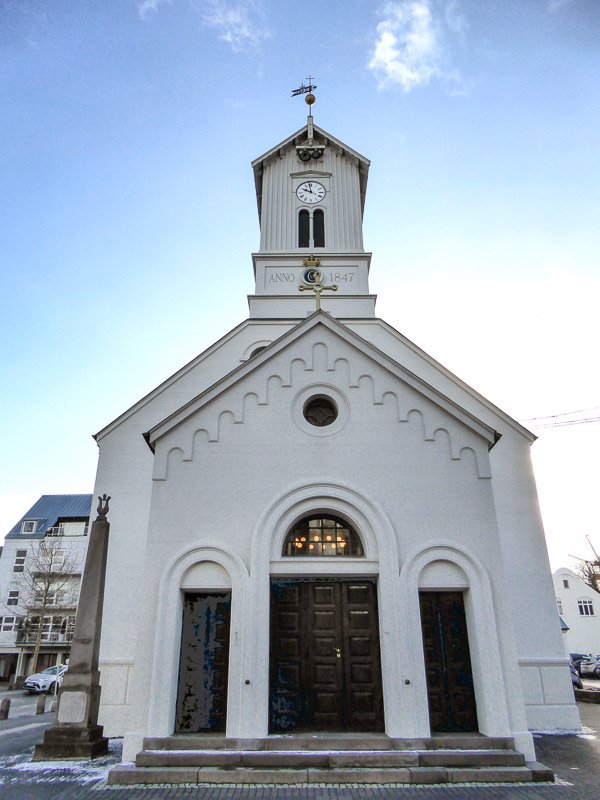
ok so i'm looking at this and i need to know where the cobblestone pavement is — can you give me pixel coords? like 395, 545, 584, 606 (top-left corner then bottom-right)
2, 703, 600, 799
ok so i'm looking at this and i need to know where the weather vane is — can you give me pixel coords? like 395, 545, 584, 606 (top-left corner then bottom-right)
291, 76, 324, 161
291, 76, 317, 97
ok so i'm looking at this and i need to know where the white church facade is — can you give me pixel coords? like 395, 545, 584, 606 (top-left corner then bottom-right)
92, 110, 578, 770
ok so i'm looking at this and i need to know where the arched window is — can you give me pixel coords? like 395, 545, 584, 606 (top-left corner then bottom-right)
313, 209, 325, 247
249, 346, 267, 358
298, 210, 310, 248
282, 515, 364, 557
578, 598, 595, 616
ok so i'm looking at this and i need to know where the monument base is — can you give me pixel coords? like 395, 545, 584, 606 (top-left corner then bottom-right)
33, 724, 109, 760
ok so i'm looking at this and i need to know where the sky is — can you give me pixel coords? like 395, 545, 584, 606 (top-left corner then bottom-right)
1, 0, 599, 570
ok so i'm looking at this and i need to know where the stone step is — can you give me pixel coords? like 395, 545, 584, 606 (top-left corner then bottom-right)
264, 734, 395, 751
142, 733, 516, 752
429, 735, 516, 751
419, 749, 526, 767
108, 763, 538, 786
136, 747, 525, 769
143, 735, 227, 751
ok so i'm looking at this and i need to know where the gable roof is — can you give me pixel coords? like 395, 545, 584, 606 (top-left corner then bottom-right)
145, 311, 499, 450
251, 123, 370, 218
94, 318, 257, 441
553, 567, 600, 596
5, 494, 93, 539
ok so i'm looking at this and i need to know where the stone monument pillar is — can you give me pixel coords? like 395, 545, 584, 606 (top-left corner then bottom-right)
33, 495, 111, 760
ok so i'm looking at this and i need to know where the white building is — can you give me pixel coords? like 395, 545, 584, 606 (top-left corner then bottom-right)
92, 112, 579, 771
553, 567, 600, 657
0, 494, 92, 681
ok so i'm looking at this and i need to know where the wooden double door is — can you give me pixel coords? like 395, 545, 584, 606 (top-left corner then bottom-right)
269, 579, 384, 732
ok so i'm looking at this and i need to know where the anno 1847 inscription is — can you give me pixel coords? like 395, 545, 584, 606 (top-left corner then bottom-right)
265, 266, 357, 292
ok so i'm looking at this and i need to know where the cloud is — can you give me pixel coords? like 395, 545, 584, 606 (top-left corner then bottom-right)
138, 0, 172, 20
137, 0, 271, 52
445, 0, 468, 43
198, 1, 271, 52
369, 0, 465, 92
546, 0, 576, 12
369, 1, 443, 91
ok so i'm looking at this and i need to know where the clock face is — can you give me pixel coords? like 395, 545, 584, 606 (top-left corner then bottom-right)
296, 181, 325, 205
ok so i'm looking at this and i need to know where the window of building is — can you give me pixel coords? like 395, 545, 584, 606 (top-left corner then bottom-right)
556, 598, 563, 615
313, 209, 325, 247
7, 590, 19, 607
0, 616, 20, 632
13, 550, 27, 572
47, 521, 88, 537
21, 520, 37, 534
563, 578, 569, 588
298, 209, 325, 248
298, 209, 310, 247
249, 346, 267, 359
283, 515, 364, 557
303, 396, 338, 427
578, 598, 595, 616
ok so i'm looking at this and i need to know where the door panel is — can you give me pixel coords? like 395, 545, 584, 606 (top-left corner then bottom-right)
270, 579, 383, 732
175, 592, 231, 733
419, 591, 478, 733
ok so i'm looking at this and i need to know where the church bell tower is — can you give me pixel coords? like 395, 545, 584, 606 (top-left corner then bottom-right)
249, 88, 376, 319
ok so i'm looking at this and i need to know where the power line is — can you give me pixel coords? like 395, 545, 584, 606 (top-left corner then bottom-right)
520, 407, 600, 429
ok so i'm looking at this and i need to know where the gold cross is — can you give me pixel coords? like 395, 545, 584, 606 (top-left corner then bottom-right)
298, 257, 338, 310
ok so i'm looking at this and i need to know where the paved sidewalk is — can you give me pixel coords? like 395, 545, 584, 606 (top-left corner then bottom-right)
1, 703, 600, 798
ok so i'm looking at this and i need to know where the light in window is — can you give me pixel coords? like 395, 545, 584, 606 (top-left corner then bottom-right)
283, 515, 364, 557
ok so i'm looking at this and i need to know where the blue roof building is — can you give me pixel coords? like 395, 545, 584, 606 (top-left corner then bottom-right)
5, 495, 93, 539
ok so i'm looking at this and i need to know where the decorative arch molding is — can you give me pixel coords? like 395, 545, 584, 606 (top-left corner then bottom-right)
245, 481, 408, 738
400, 543, 513, 738
152, 340, 492, 482
146, 543, 250, 739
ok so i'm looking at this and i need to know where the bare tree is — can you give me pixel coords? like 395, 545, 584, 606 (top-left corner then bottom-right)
573, 559, 600, 594
570, 536, 600, 594
17, 539, 79, 675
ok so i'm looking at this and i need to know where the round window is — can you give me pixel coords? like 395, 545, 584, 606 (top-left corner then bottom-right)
303, 396, 338, 427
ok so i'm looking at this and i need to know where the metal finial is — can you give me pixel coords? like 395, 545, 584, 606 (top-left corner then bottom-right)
96, 494, 111, 521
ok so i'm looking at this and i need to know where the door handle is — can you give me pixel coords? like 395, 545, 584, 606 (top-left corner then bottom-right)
335, 647, 341, 659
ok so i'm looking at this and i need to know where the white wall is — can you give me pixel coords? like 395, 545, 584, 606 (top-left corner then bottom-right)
554, 568, 600, 656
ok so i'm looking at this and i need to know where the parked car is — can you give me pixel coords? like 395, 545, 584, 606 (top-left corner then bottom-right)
570, 663, 583, 690
23, 664, 67, 694
570, 653, 592, 676
578, 657, 600, 678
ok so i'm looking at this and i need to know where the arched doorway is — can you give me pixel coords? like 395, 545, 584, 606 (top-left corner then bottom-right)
269, 515, 384, 732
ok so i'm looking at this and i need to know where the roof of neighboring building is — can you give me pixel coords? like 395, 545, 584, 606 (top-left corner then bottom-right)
5, 494, 93, 539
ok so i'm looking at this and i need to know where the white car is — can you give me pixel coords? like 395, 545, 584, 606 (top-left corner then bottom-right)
579, 657, 600, 678
23, 664, 67, 694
